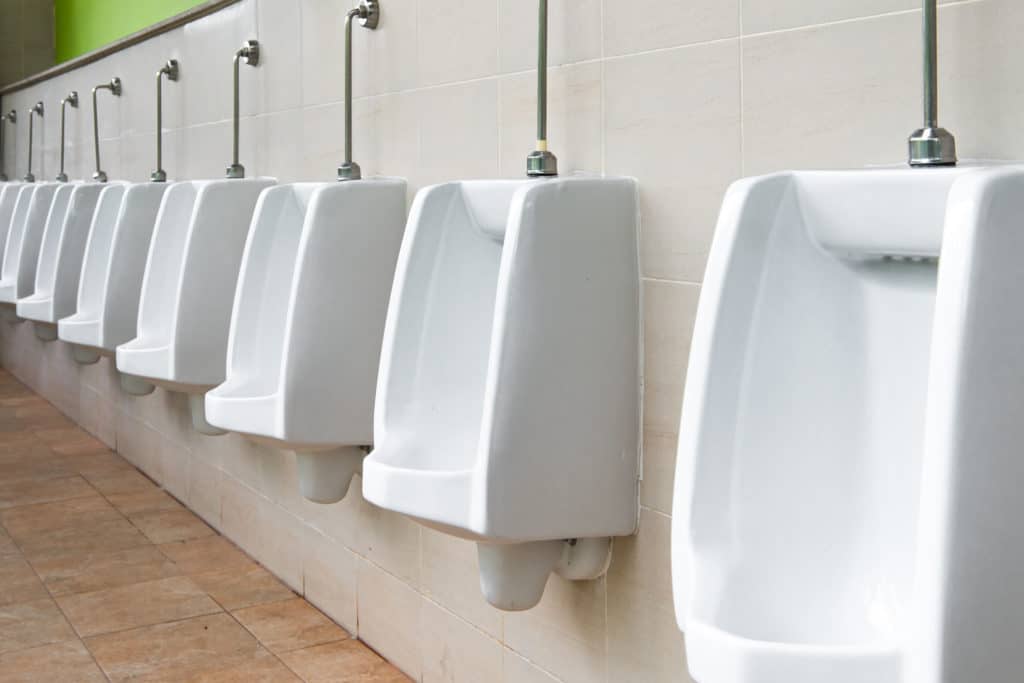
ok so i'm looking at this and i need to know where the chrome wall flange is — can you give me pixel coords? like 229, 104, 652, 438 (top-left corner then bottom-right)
359, 0, 380, 28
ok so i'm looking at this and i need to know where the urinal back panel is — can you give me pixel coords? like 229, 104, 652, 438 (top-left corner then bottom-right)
377, 182, 514, 471
172, 179, 275, 385
0, 183, 24, 266
227, 184, 312, 400
51, 184, 105, 319
75, 184, 129, 322
136, 181, 198, 345
13, 184, 59, 300
282, 179, 407, 442
32, 184, 77, 297
0, 186, 34, 284
102, 183, 171, 348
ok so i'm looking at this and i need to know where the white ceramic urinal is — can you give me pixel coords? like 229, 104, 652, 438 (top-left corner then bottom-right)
0, 183, 59, 320
669, 166, 1024, 683
116, 178, 276, 429
363, 177, 641, 610
17, 183, 105, 340
59, 182, 168, 371
205, 179, 406, 503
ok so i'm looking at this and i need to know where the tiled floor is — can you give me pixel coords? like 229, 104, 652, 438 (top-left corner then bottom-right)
0, 369, 409, 682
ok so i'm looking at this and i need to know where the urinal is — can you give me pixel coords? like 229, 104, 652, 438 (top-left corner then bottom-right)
115, 177, 276, 429
0, 183, 59, 321
363, 177, 641, 610
58, 182, 168, 371
17, 183, 105, 340
668, 165, 1024, 683
205, 179, 407, 503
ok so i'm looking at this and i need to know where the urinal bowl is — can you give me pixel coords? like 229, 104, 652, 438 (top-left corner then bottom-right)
673, 166, 1024, 683
205, 179, 407, 503
364, 177, 641, 610
116, 178, 276, 430
18, 183, 105, 341
0, 183, 60, 321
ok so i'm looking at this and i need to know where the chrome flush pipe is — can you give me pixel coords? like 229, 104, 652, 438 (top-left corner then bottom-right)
338, 0, 380, 181
908, 0, 956, 166
92, 78, 122, 182
152, 60, 180, 182
0, 110, 14, 182
526, 0, 557, 176
24, 102, 43, 183
226, 41, 259, 179
57, 92, 79, 182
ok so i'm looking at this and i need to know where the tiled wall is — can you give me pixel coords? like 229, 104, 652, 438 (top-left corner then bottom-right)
0, 0, 54, 88
0, 0, 1021, 681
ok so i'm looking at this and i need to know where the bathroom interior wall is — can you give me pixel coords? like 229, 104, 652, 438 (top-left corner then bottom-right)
0, 0, 55, 87
0, 0, 1020, 681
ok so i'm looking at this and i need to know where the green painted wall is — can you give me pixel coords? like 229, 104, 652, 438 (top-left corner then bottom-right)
55, 0, 207, 63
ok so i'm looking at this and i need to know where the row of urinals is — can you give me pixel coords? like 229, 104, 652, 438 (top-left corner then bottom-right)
0, 171, 641, 614
6, 164, 1024, 681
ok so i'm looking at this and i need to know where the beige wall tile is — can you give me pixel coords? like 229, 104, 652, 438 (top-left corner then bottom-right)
416, 0, 498, 87
742, 12, 918, 175
302, 528, 358, 634
415, 79, 500, 186
504, 574, 606, 683
643, 279, 700, 435
503, 649, 560, 683
607, 509, 691, 682
357, 558, 424, 680
605, 41, 740, 283
498, 0, 602, 74
420, 528, 502, 639
642, 430, 679, 516
499, 62, 602, 178
421, 599, 503, 683
604, 0, 739, 57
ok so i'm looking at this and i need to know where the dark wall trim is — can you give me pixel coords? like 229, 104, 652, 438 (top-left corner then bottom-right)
0, 0, 242, 96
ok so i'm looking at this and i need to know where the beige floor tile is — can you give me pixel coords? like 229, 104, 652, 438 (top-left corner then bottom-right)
185, 653, 302, 682
106, 488, 183, 516
85, 613, 265, 682
130, 508, 215, 544
34, 428, 109, 456
193, 564, 296, 611
0, 554, 48, 607
82, 468, 158, 496
0, 598, 77, 655
0, 640, 107, 683
17, 517, 151, 562
0, 495, 120, 540
233, 597, 348, 654
35, 544, 181, 597
0, 475, 96, 509
57, 575, 221, 637
158, 535, 254, 575
281, 640, 411, 683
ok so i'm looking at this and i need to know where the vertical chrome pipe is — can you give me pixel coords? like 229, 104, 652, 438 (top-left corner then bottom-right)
526, 0, 557, 176
91, 78, 122, 182
338, 0, 380, 181
226, 41, 259, 179
0, 110, 14, 182
152, 60, 180, 182
57, 92, 79, 182
908, 0, 956, 166
24, 102, 43, 183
